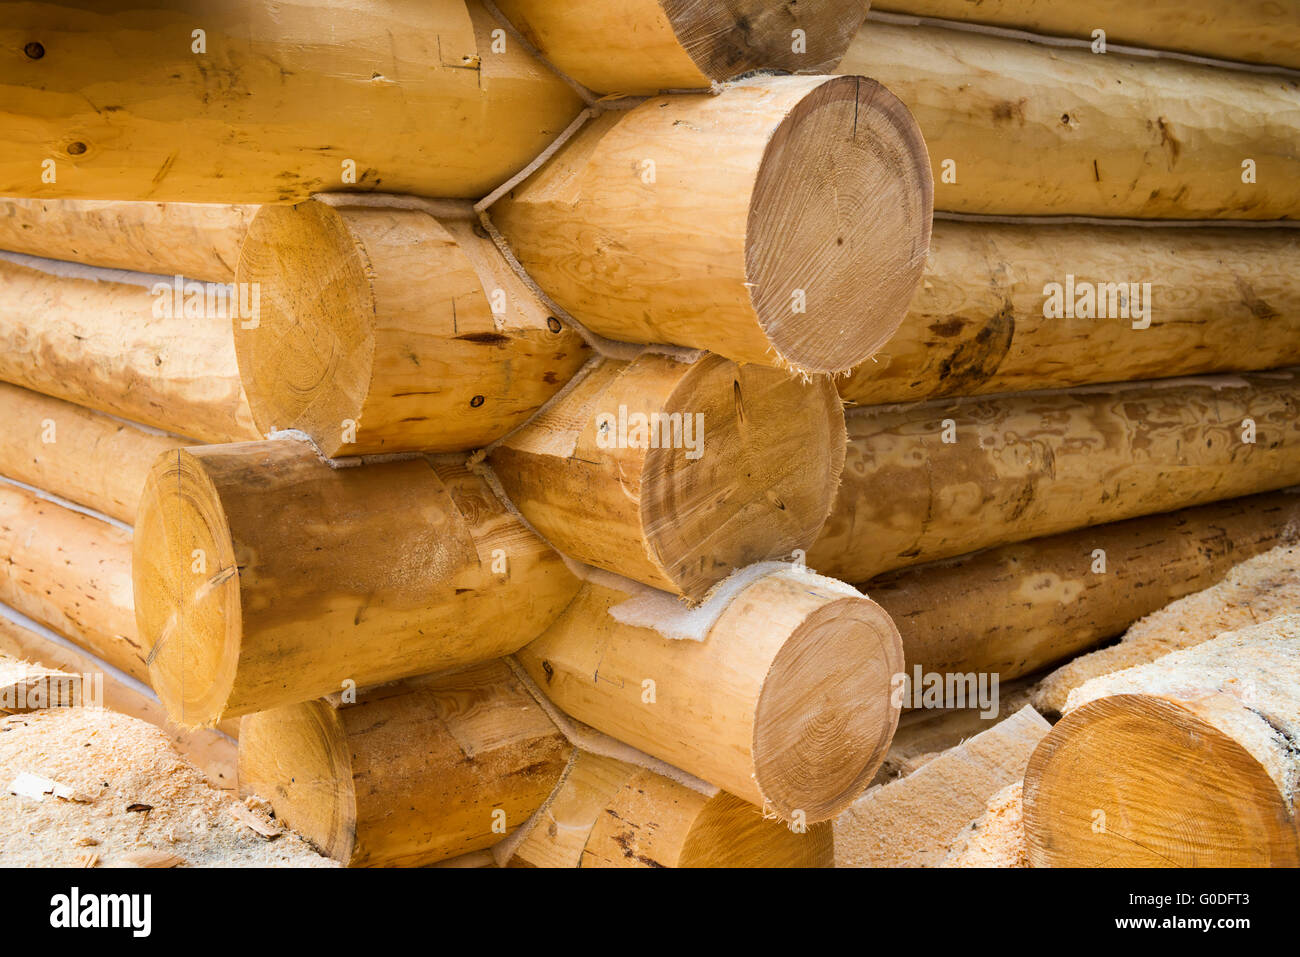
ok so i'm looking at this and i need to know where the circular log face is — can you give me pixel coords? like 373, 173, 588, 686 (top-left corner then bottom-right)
583, 767, 836, 867
748, 74, 933, 373
235, 200, 591, 457
234, 201, 374, 450
238, 701, 357, 863
679, 794, 835, 868
642, 356, 847, 599
666, 0, 872, 81
1023, 694, 1300, 867
133, 449, 242, 728
493, 75, 932, 375
752, 595, 903, 822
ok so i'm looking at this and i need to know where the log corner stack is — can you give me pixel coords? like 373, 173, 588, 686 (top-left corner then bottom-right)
0, 0, 935, 868
2, 0, 1299, 872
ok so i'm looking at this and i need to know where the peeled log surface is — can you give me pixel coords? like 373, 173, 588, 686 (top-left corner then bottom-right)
0, 483, 142, 682
867, 490, 1300, 683
239, 661, 569, 867
132, 440, 581, 727
234, 199, 590, 456
495, 0, 870, 93
0, 198, 254, 282
512, 752, 835, 868
810, 371, 1300, 583
517, 568, 902, 822
0, 0, 582, 203
489, 354, 845, 599
841, 23, 1300, 219
0, 383, 182, 524
0, 256, 258, 444
492, 75, 932, 374
840, 222, 1300, 405
1034, 541, 1300, 715
1023, 617, 1300, 867
874, 0, 1300, 71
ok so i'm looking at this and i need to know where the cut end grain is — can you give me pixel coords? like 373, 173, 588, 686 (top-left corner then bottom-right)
233, 201, 377, 455
236, 699, 357, 863
746, 75, 933, 373
133, 448, 242, 729
678, 792, 836, 867
1025, 617, 1300, 867
751, 593, 903, 821
666, 0, 872, 81
642, 356, 847, 600
1025, 693, 1299, 867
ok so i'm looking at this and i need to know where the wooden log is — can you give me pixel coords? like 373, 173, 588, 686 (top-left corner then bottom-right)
0, 198, 254, 282
874, 0, 1300, 70
0, 256, 258, 443
238, 660, 569, 867
840, 222, 1300, 405
0, 0, 583, 203
1034, 539, 1300, 715
0, 383, 182, 524
0, 615, 237, 789
132, 439, 581, 726
1023, 617, 1300, 866
0, 483, 143, 682
488, 354, 845, 599
512, 752, 835, 868
810, 370, 1300, 583
516, 567, 902, 821
494, 0, 871, 93
492, 75, 933, 374
867, 490, 1300, 684
234, 199, 590, 456
835, 705, 1049, 867
841, 23, 1300, 219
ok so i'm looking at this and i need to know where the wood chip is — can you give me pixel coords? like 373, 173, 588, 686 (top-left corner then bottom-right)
74, 836, 100, 847
230, 804, 284, 839
75, 853, 99, 868
125, 803, 153, 813
119, 850, 186, 868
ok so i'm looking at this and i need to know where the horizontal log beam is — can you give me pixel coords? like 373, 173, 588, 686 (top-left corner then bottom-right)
867, 490, 1300, 683
840, 222, 1300, 405
132, 440, 580, 726
842, 22, 1300, 218
812, 370, 1300, 582
0, 256, 258, 443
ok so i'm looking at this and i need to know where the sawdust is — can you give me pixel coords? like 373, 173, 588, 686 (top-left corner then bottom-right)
834, 706, 1048, 867
1034, 543, 1300, 714
942, 781, 1028, 868
0, 707, 335, 867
